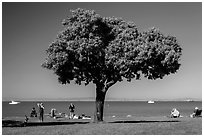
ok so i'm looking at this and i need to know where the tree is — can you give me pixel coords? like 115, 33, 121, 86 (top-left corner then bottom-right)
42, 8, 182, 122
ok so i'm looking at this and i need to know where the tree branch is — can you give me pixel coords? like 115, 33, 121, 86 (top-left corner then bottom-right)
105, 79, 117, 91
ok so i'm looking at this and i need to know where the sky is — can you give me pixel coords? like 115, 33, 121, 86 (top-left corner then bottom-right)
2, 2, 202, 101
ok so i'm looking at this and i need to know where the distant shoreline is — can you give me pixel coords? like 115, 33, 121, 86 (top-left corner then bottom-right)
2, 100, 202, 102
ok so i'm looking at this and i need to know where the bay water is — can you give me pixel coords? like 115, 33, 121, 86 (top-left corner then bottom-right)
2, 101, 202, 118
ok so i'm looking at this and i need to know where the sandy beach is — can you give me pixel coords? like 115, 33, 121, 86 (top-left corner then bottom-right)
2, 115, 202, 135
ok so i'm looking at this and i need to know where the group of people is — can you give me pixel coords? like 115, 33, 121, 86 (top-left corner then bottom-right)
29, 103, 45, 122
49, 103, 76, 119
67, 103, 90, 119
170, 107, 202, 118
29, 103, 202, 122
29, 102, 78, 122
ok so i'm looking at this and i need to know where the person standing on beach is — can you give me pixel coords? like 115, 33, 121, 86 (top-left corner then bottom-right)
40, 103, 45, 122
37, 103, 45, 122
69, 103, 75, 119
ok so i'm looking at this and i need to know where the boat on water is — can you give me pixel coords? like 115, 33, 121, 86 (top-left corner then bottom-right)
148, 100, 155, 104
186, 99, 194, 102
9, 100, 20, 105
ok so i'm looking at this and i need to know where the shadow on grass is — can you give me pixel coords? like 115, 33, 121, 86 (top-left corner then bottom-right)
26, 121, 90, 126
2, 120, 90, 127
109, 120, 180, 124
3, 119, 180, 127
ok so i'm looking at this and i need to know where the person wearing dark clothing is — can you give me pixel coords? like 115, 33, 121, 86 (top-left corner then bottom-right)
195, 109, 202, 116
37, 103, 45, 122
30, 107, 37, 117
51, 108, 56, 117
69, 103, 75, 119
191, 107, 202, 117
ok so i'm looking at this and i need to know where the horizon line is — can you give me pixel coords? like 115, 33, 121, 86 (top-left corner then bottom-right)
2, 98, 202, 102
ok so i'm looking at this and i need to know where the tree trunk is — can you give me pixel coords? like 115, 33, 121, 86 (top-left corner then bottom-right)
94, 83, 107, 123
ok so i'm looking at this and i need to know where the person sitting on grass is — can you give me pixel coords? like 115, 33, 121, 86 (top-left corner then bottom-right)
81, 113, 91, 119
170, 108, 180, 118
30, 107, 37, 117
190, 107, 202, 118
23, 115, 29, 126
50, 108, 56, 118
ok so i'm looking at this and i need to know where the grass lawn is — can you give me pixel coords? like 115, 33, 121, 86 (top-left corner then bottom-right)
2, 116, 202, 135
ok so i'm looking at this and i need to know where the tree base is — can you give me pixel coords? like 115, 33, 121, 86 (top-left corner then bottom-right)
92, 120, 107, 124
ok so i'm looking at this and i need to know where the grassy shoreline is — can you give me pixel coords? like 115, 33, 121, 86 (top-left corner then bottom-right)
2, 116, 202, 135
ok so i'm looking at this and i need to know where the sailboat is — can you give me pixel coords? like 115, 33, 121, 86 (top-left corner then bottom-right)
147, 100, 155, 104
9, 100, 20, 105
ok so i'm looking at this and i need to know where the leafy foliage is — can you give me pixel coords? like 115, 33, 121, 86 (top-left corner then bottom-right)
42, 8, 182, 88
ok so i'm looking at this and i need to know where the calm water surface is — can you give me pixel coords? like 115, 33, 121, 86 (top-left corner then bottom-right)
2, 101, 202, 118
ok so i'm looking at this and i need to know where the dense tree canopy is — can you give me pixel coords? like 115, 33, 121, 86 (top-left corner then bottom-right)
42, 8, 181, 86
42, 8, 182, 122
